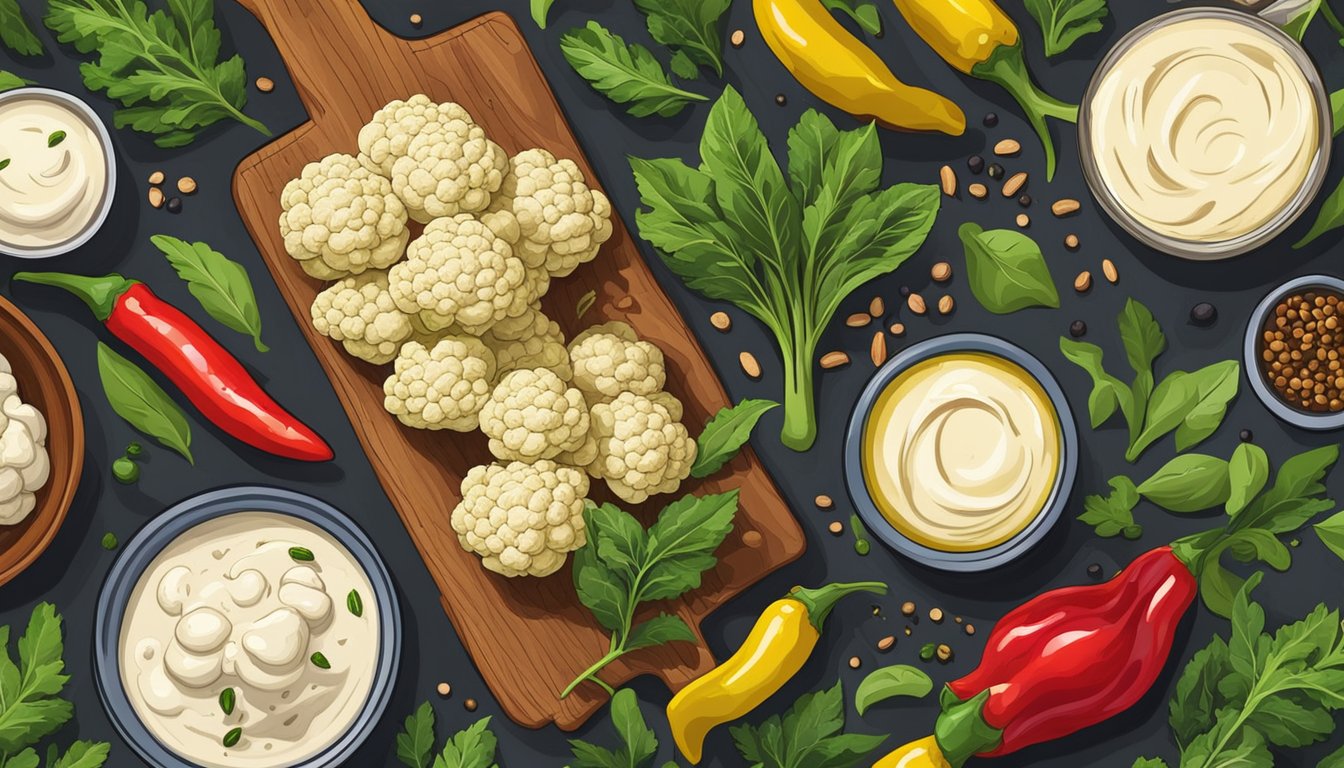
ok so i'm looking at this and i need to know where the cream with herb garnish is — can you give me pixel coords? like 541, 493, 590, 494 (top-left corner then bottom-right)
0, 96, 107, 249
119, 512, 378, 768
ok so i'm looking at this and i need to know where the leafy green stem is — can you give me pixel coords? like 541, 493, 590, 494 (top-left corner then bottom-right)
1321, 1, 1344, 39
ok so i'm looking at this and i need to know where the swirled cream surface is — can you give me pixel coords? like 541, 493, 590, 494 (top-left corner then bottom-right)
120, 512, 379, 768
1087, 16, 1319, 243
0, 96, 108, 249
862, 353, 1060, 552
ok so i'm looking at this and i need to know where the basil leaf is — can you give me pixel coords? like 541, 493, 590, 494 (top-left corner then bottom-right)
854, 665, 932, 715
1024, 0, 1108, 57
691, 399, 778, 478
395, 702, 435, 768
633, 0, 731, 78
560, 21, 708, 118
530, 0, 555, 28
1315, 509, 1344, 563
96, 343, 193, 464
1226, 442, 1270, 517
1059, 338, 1135, 429
1294, 172, 1344, 249
153, 235, 268, 352
1078, 475, 1141, 538
959, 223, 1059, 314
822, 0, 883, 36
1126, 361, 1239, 461
1322, 742, 1344, 768
1137, 454, 1230, 513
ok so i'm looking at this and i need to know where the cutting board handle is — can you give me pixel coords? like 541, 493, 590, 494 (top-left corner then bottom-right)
234, 0, 418, 129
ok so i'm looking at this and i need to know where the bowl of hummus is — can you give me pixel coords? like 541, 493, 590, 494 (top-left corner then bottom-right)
1079, 8, 1331, 260
844, 334, 1077, 571
95, 486, 400, 768
0, 87, 117, 258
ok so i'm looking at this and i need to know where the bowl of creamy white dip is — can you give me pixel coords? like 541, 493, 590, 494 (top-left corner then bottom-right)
0, 88, 117, 258
844, 334, 1078, 572
95, 487, 400, 768
1079, 9, 1331, 260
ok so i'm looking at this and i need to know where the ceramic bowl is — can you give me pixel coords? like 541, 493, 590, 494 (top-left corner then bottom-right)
1244, 274, 1344, 430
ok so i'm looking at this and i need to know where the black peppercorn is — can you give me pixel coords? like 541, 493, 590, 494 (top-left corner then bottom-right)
774, 94, 787, 106
899, 286, 911, 297
967, 155, 985, 174
1069, 320, 1087, 338
1087, 563, 1103, 579
987, 163, 1004, 180
1018, 194, 1032, 207
166, 197, 182, 214
1239, 429, 1254, 443
983, 112, 999, 127
1190, 302, 1217, 326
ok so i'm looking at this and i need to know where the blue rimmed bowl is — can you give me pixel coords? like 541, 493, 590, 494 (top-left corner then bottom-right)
1244, 274, 1344, 431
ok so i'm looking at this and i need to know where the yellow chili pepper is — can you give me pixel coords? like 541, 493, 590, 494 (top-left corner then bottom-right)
667, 581, 888, 764
873, 735, 953, 768
890, 0, 1077, 179
753, 0, 965, 135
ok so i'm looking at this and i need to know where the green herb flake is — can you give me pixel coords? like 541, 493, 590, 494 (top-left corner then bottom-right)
47, 130, 66, 148
919, 642, 936, 661
0, 0, 43, 56
854, 664, 933, 714
310, 652, 330, 669
111, 456, 139, 484
100, 532, 118, 550
347, 590, 364, 617
850, 513, 872, 556
125, 441, 143, 456
0, 159, 9, 172
289, 547, 315, 562
575, 289, 596, 319
222, 727, 242, 748
219, 687, 235, 715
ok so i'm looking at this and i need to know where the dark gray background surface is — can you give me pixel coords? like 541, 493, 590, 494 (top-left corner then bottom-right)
1, 0, 1342, 765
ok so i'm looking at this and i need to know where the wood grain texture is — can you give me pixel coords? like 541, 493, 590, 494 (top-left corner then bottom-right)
230, 1, 806, 730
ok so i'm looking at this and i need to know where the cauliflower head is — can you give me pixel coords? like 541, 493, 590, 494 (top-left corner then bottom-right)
483, 148, 613, 277
480, 306, 571, 381
451, 460, 589, 578
589, 391, 695, 504
358, 95, 508, 223
389, 214, 528, 334
279, 153, 409, 279
383, 336, 496, 431
310, 270, 414, 364
480, 368, 591, 462
568, 321, 667, 402
0, 359, 49, 526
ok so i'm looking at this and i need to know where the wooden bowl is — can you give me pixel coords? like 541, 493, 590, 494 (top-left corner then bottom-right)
0, 295, 83, 586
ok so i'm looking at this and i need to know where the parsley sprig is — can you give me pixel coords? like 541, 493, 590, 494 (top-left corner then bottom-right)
394, 703, 498, 768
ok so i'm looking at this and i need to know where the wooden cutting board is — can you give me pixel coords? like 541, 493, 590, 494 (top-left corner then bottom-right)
230, 1, 807, 730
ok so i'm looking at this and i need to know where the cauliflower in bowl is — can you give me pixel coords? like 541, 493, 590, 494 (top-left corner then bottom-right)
451, 460, 589, 577
0, 355, 49, 526
589, 391, 695, 504
358, 95, 508, 223
310, 270, 414, 365
479, 368, 590, 463
383, 336, 496, 431
279, 153, 409, 279
568, 321, 667, 402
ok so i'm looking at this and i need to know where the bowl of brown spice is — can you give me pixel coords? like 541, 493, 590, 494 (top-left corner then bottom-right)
1245, 274, 1344, 430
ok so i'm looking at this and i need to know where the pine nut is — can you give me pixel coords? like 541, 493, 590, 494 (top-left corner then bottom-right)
871, 332, 887, 367
819, 351, 850, 369
177, 177, 197, 195
846, 313, 871, 327
710, 311, 731, 331
1064, 234, 1080, 250
816, 494, 834, 509
993, 138, 1021, 156
730, 29, 746, 47
938, 295, 955, 315
148, 188, 165, 208
939, 165, 957, 196
877, 635, 896, 651
890, 323, 906, 336
907, 293, 927, 315
1016, 213, 1030, 228
930, 262, 952, 282
1002, 172, 1028, 197
968, 183, 988, 199
148, 170, 165, 185
1052, 198, 1081, 217
1102, 259, 1119, 284
1074, 271, 1093, 292
739, 351, 762, 378
869, 297, 885, 316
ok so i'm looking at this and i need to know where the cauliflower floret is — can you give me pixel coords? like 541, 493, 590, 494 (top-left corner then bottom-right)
480, 306, 571, 381
568, 321, 667, 402
451, 460, 589, 577
0, 361, 49, 527
310, 271, 414, 364
383, 337, 496, 431
483, 148, 613, 277
589, 392, 695, 504
480, 369, 591, 462
358, 95, 508, 223
389, 214, 529, 334
279, 153, 409, 279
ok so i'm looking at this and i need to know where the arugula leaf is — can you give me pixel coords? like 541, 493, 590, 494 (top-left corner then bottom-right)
396, 702, 436, 768
531, 0, 555, 28
1227, 443, 1270, 516
959, 223, 1059, 314
731, 682, 886, 768
569, 689, 660, 768
633, 0, 730, 77
854, 665, 932, 715
1136, 454, 1231, 513
822, 0, 883, 36
1024, 0, 1108, 57
45, 0, 268, 147
1078, 475, 1141, 538
152, 235, 268, 352
560, 21, 708, 118
1315, 509, 1344, 563
1233, 445, 1339, 534
434, 717, 497, 768
1058, 339, 1135, 429
1295, 172, 1344, 249
691, 399, 778, 478
0, 0, 42, 57
45, 741, 109, 768
96, 343, 194, 464
0, 72, 33, 94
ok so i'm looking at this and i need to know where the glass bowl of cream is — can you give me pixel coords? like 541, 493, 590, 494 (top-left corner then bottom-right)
0, 88, 117, 258
1079, 9, 1331, 260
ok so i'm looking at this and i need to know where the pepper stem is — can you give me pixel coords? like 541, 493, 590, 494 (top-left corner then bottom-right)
934, 688, 1004, 768
972, 43, 1078, 181
789, 581, 887, 632
11, 272, 137, 322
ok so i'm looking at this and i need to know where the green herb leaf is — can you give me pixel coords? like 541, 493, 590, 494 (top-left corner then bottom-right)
0, 158, 9, 171
0, 0, 42, 57
854, 665, 933, 715
0, 604, 72, 754
152, 235, 268, 352
1168, 634, 1231, 747
1059, 338, 1135, 429
1278, 0, 1321, 40
1131, 759, 1170, 768
288, 547, 314, 562
436, 716, 498, 768
1127, 361, 1239, 461
625, 613, 695, 651
1232, 445, 1339, 534
731, 682, 886, 768
219, 687, 235, 715
1227, 442, 1270, 516
96, 343, 193, 464
1314, 509, 1344, 563
46, 740, 110, 768
99, 533, 117, 550
575, 289, 597, 319
1024, 0, 1108, 57
1137, 454, 1231, 513
44, 0, 269, 147
530, 0, 555, 28
691, 399, 778, 478
1117, 298, 1164, 444
919, 642, 936, 661
46, 131, 65, 148
395, 702, 435, 768
1321, 742, 1344, 768
560, 21, 708, 118
347, 590, 364, 617
310, 652, 330, 669
222, 728, 242, 748
632, 0, 731, 77
959, 223, 1059, 314
1332, 89, 1343, 138
850, 513, 871, 555
0, 72, 30, 95
1078, 475, 1141, 538
821, 0, 883, 35
667, 50, 699, 81
1295, 172, 1344, 249
640, 491, 738, 601
568, 689, 661, 768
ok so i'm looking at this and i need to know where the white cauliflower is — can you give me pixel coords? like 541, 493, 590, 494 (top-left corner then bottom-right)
389, 214, 529, 334
483, 148, 613, 277
310, 270, 414, 364
0, 355, 49, 526
278, 153, 409, 279
479, 368, 590, 462
451, 460, 589, 577
383, 336, 496, 431
358, 95, 508, 223
589, 391, 695, 504
480, 305, 571, 381
568, 321, 667, 402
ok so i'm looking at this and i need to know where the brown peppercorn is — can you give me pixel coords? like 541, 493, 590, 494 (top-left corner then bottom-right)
928, 608, 944, 623
1259, 288, 1344, 413
464, 698, 478, 711
900, 601, 916, 617
436, 682, 451, 697
849, 656, 862, 669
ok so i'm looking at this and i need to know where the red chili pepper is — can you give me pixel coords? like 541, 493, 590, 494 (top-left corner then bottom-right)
14, 272, 333, 462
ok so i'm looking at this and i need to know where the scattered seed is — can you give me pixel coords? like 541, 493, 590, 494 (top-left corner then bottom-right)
710, 311, 731, 331
993, 138, 1021, 156
929, 608, 944, 623
849, 656, 862, 669
176, 176, 197, 195
828, 521, 844, 535
870, 332, 887, 366
166, 197, 182, 214
739, 351, 761, 379
410, 12, 423, 26
983, 113, 999, 127
968, 183, 988, 199
819, 351, 851, 369
967, 155, 985, 174
816, 495, 834, 509
1051, 198, 1081, 217
877, 636, 896, 651
1064, 234, 1080, 250
904, 626, 913, 636
464, 698, 478, 712
1002, 172, 1028, 197
939, 165, 957, 196
148, 170, 165, 185
872, 605, 882, 616
437, 682, 451, 697
930, 262, 952, 282
148, 188, 165, 208
774, 94, 787, 106
1087, 563, 1103, 579
1074, 271, 1092, 293
846, 312, 871, 327
1240, 429, 1254, 442
936, 644, 954, 663
1016, 213, 1030, 228
900, 601, 916, 617
1258, 289, 1343, 412
1018, 194, 1032, 207
1069, 320, 1087, 337
986, 163, 1005, 180
965, 624, 976, 636
730, 29, 746, 47
869, 296, 885, 316
907, 293, 927, 315
255, 76, 275, 93
890, 323, 906, 336
1102, 258, 1118, 284
937, 295, 955, 315
1191, 302, 1217, 326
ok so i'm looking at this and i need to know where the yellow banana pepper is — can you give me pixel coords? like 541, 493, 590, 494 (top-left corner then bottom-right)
667, 581, 888, 765
890, 0, 1077, 179
873, 735, 954, 768
754, 0, 965, 135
